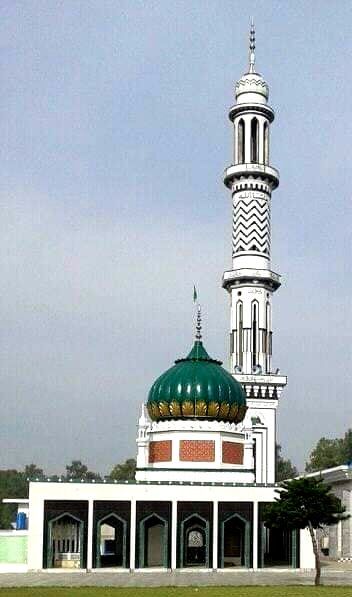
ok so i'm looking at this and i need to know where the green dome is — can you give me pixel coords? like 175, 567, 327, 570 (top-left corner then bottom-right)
147, 340, 247, 423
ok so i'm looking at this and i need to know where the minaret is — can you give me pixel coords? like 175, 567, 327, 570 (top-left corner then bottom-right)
222, 23, 287, 483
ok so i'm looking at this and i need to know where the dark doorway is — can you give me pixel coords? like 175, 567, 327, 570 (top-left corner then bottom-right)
181, 514, 209, 568
96, 514, 126, 568
223, 515, 246, 567
139, 513, 168, 567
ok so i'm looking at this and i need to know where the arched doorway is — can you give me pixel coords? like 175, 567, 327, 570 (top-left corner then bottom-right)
96, 513, 127, 568
47, 512, 84, 569
220, 513, 250, 568
180, 514, 210, 568
139, 513, 168, 568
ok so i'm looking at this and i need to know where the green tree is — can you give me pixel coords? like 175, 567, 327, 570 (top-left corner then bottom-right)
24, 464, 44, 479
0, 465, 43, 529
340, 429, 352, 463
275, 444, 298, 481
109, 458, 136, 481
64, 460, 101, 481
264, 477, 347, 585
305, 437, 345, 472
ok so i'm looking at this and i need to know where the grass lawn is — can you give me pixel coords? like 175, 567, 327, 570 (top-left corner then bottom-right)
0, 589, 352, 597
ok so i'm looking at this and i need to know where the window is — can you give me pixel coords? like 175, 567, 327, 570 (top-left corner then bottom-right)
237, 301, 243, 368
252, 302, 258, 368
237, 119, 245, 164
251, 118, 259, 163
264, 121, 269, 164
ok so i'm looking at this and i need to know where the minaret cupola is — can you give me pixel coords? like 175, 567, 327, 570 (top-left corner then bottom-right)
224, 21, 278, 192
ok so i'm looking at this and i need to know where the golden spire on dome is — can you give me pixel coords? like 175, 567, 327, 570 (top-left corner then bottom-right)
249, 18, 256, 73
195, 304, 202, 341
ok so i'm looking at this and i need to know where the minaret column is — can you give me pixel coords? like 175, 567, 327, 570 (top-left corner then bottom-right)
223, 23, 287, 483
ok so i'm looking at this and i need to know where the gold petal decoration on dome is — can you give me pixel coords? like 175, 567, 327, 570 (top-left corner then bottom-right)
169, 400, 181, 417
159, 401, 170, 417
207, 401, 220, 417
219, 402, 230, 419
236, 404, 248, 423
181, 401, 194, 416
228, 403, 239, 422
147, 402, 160, 419
195, 400, 207, 417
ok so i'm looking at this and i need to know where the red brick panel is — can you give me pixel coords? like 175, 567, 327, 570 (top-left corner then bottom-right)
222, 441, 244, 464
179, 440, 215, 462
149, 440, 172, 463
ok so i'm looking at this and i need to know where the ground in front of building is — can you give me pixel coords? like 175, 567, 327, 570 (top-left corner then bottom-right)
0, 587, 351, 597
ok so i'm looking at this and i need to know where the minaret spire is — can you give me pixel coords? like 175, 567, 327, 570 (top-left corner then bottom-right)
249, 18, 256, 73
195, 304, 202, 341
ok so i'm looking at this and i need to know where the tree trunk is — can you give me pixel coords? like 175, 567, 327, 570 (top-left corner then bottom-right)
308, 520, 321, 586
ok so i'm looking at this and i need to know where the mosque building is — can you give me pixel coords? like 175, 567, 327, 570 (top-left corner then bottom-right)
1, 25, 317, 572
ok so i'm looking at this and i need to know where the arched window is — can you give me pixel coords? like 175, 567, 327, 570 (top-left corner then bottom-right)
237, 119, 245, 164
251, 118, 259, 163
237, 301, 243, 368
264, 121, 269, 165
252, 301, 258, 368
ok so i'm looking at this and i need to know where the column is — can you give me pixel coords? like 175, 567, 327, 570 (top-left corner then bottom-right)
87, 499, 94, 570
171, 500, 178, 569
130, 499, 136, 570
252, 501, 258, 569
212, 501, 218, 570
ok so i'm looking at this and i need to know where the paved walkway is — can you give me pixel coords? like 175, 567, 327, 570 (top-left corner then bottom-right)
0, 568, 352, 587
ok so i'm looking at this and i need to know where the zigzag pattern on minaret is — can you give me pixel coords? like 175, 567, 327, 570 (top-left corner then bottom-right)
232, 197, 270, 255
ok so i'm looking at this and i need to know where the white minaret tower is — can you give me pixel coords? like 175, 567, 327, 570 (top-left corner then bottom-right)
223, 22, 287, 483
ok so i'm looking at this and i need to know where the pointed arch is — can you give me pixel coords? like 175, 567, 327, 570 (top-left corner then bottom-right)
46, 512, 84, 569
237, 119, 245, 164
138, 512, 169, 568
251, 117, 259, 163
236, 300, 243, 368
96, 512, 127, 568
180, 513, 210, 568
251, 300, 259, 369
264, 121, 269, 164
219, 513, 251, 568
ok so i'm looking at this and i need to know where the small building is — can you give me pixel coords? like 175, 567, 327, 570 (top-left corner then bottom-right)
306, 465, 352, 560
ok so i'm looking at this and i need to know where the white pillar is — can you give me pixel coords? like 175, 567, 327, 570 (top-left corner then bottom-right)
212, 501, 218, 570
130, 499, 136, 570
171, 500, 178, 569
86, 499, 94, 570
252, 501, 258, 569
27, 486, 44, 570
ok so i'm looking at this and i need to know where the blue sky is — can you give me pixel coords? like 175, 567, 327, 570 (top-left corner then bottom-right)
0, 1, 351, 474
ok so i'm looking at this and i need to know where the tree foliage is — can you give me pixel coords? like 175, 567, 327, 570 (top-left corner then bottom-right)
264, 477, 347, 585
0, 470, 28, 529
64, 460, 102, 481
305, 429, 352, 472
109, 458, 136, 481
0, 456, 136, 528
275, 444, 298, 481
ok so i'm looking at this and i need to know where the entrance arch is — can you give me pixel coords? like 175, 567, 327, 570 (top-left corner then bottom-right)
180, 514, 210, 568
220, 513, 250, 568
47, 512, 84, 569
96, 513, 127, 568
138, 513, 169, 568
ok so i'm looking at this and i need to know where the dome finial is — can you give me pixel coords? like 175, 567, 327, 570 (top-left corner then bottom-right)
249, 17, 256, 73
195, 304, 202, 341
193, 285, 202, 341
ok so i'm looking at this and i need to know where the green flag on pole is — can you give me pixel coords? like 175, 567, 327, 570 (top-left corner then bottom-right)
193, 285, 198, 303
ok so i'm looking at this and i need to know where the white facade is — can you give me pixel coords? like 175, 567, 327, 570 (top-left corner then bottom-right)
2, 25, 317, 574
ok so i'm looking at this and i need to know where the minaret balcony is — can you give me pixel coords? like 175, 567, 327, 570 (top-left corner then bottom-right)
222, 268, 281, 292
224, 163, 279, 190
